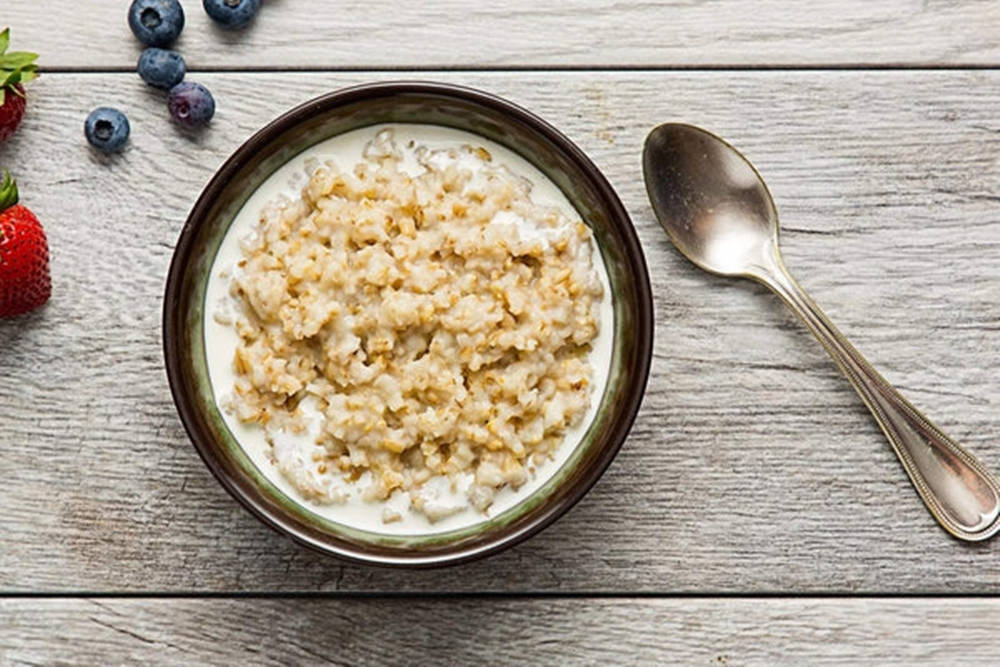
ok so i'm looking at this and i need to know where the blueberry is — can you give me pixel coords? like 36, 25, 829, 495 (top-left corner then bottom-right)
168, 82, 215, 128
137, 48, 186, 89
128, 0, 185, 47
203, 0, 261, 30
85, 108, 131, 153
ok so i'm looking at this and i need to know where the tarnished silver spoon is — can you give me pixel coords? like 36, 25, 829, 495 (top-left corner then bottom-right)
643, 122, 1000, 541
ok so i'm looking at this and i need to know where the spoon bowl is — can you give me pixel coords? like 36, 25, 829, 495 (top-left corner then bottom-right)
643, 123, 778, 278
643, 122, 1000, 542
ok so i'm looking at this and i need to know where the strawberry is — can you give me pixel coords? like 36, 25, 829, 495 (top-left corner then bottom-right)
0, 29, 39, 142
0, 170, 50, 317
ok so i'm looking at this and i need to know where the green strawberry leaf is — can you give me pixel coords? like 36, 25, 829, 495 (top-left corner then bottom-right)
0, 32, 39, 96
3, 71, 28, 94
0, 70, 22, 92
0, 170, 19, 212
0, 65, 36, 84
1, 52, 39, 70
0, 88, 5, 107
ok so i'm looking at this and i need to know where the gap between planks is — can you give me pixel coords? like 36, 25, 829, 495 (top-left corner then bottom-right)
32, 64, 1000, 74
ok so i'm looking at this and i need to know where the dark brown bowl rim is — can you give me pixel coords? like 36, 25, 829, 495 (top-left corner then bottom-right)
163, 80, 654, 568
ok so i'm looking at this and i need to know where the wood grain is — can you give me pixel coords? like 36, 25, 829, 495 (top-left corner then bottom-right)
6, 0, 1000, 69
3, 597, 1000, 664
1, 71, 999, 592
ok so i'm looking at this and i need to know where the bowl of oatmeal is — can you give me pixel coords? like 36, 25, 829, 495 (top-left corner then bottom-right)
164, 82, 653, 566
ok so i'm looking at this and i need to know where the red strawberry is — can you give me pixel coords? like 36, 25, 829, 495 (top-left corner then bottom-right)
0, 29, 38, 142
0, 84, 25, 142
0, 170, 50, 317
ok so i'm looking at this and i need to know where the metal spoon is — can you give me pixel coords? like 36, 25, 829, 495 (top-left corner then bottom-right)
642, 122, 1000, 541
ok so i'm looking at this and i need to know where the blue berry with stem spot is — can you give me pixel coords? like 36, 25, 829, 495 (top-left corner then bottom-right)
137, 48, 186, 89
85, 107, 130, 153
128, 0, 185, 47
203, 0, 261, 30
168, 82, 215, 128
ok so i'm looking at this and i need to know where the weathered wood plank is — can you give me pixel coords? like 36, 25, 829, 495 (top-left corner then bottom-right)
3, 597, 1000, 664
6, 0, 1000, 69
1, 71, 999, 592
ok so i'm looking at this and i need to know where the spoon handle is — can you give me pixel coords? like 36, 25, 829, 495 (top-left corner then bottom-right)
757, 253, 1000, 541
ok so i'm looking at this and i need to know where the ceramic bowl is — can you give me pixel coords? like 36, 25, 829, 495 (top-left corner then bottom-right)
163, 81, 653, 567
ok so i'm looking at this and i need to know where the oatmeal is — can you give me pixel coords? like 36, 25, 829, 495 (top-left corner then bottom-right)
206, 125, 612, 530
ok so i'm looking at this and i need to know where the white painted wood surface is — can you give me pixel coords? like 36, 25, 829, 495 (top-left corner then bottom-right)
2, 0, 1000, 659
1, 71, 999, 593
6, 0, 1000, 69
3, 597, 1000, 664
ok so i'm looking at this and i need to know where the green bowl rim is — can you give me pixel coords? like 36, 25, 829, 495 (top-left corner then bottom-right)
163, 80, 654, 567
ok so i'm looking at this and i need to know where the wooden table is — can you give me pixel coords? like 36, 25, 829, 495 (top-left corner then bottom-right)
3, 1, 1000, 663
